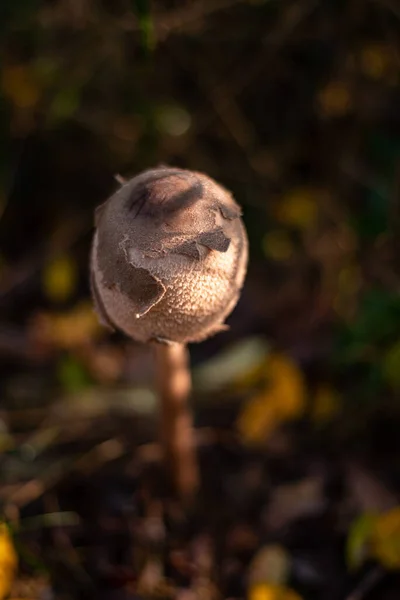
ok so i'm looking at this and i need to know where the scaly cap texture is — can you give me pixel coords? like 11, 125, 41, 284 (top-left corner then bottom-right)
90, 166, 248, 344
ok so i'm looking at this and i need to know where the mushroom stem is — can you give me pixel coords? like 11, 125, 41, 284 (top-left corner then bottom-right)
154, 342, 199, 500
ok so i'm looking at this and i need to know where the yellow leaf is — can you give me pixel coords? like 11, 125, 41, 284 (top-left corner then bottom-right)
0, 523, 18, 599
42, 255, 77, 303
248, 583, 302, 600
275, 188, 320, 230
371, 507, 400, 569
317, 81, 351, 118
237, 353, 306, 444
263, 231, 294, 261
1, 65, 40, 109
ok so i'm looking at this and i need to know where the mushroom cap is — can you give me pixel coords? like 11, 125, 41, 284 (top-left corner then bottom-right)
90, 167, 248, 344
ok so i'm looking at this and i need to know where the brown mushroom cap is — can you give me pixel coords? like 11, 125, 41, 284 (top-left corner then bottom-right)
90, 167, 248, 344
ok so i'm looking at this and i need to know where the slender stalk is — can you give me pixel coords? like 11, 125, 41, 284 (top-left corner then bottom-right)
153, 342, 199, 500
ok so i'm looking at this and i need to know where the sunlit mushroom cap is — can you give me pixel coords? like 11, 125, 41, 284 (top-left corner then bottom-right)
90, 167, 248, 344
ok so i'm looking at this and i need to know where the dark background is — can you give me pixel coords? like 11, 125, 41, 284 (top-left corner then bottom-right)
0, 1, 400, 599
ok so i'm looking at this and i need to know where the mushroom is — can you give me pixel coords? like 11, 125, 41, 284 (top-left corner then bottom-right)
90, 166, 248, 498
